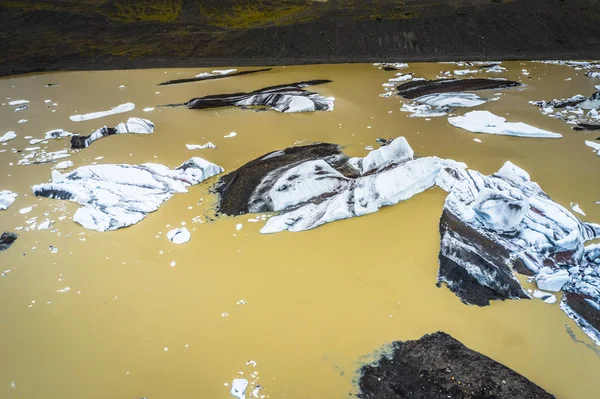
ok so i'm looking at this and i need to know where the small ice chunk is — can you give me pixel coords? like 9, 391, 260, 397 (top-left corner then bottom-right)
18, 119, 27, 124
56, 287, 71, 293
236, 223, 243, 231
69, 103, 135, 122
186, 142, 217, 150
54, 160, 74, 170
45, 129, 73, 140
167, 227, 191, 244
0, 131, 16, 142
231, 379, 249, 399
38, 220, 54, 230
9, 100, 29, 106
143, 107, 155, 112
533, 290, 557, 304
570, 202, 586, 216
585, 140, 600, 155
454, 69, 480, 76
0, 191, 17, 210
224, 132, 237, 138
19, 206, 33, 214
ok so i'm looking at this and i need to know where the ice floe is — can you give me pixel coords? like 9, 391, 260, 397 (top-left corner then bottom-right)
0, 191, 17, 210
196, 69, 237, 78
33, 158, 223, 231
414, 92, 488, 108
454, 69, 480, 76
69, 103, 135, 122
184, 80, 334, 113
448, 111, 562, 138
70, 118, 154, 149
401, 92, 490, 117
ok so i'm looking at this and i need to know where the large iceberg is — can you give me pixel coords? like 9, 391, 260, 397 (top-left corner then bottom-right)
215, 138, 465, 234
436, 160, 600, 344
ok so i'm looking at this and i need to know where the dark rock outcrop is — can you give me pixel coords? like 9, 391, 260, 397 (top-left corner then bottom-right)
214, 143, 345, 215
157, 68, 272, 86
396, 78, 521, 99
179, 80, 334, 112
358, 332, 554, 399
0, 232, 17, 252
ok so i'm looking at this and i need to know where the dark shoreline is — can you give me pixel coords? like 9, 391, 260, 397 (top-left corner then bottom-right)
2, 0, 600, 77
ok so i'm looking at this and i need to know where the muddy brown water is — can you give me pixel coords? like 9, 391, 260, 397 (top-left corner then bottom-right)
0, 62, 599, 399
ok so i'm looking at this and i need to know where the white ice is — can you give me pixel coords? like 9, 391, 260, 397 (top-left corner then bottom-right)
0, 131, 16, 142
414, 92, 488, 108
585, 140, 600, 155
9, 100, 29, 106
55, 161, 74, 170
33, 158, 224, 231
0, 191, 17, 210
448, 111, 562, 138
69, 103, 135, 122
536, 268, 570, 292
186, 142, 216, 150
167, 227, 191, 244
260, 138, 466, 234
231, 379, 248, 399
